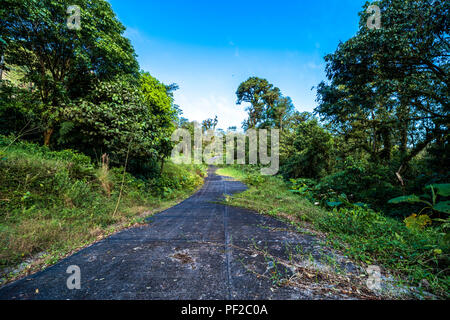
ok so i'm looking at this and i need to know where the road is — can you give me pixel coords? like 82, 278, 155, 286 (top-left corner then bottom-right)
0, 167, 366, 300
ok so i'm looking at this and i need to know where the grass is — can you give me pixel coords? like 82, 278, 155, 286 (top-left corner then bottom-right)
218, 166, 323, 223
0, 136, 206, 284
217, 165, 449, 298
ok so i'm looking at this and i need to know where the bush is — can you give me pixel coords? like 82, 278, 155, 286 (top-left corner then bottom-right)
149, 162, 206, 198
0, 81, 42, 141
0, 136, 205, 272
243, 173, 266, 186
280, 119, 334, 179
314, 205, 449, 295
312, 157, 400, 212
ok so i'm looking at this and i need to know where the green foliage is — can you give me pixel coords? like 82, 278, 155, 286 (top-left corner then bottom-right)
236, 77, 279, 129
281, 119, 334, 179
243, 173, 266, 187
2, 0, 140, 145
289, 176, 372, 211
0, 0, 181, 181
236, 77, 296, 130
404, 214, 432, 232
426, 184, 450, 197
315, 205, 448, 296
220, 166, 450, 297
61, 72, 178, 176
65, 76, 155, 169
388, 195, 426, 205
149, 162, 206, 198
289, 178, 316, 203
434, 202, 450, 214
298, 157, 399, 212
140, 72, 179, 169
0, 136, 204, 273
0, 81, 42, 139
316, 206, 385, 235
316, 0, 449, 178
389, 184, 450, 215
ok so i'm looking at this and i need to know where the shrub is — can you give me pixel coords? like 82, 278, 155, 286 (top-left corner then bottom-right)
280, 119, 334, 179
0, 136, 206, 272
312, 157, 400, 212
305, 202, 449, 296
149, 162, 206, 198
243, 173, 266, 186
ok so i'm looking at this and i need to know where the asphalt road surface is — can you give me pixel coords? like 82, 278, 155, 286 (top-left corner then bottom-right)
0, 167, 363, 300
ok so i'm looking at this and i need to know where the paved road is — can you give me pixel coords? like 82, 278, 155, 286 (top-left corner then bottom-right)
0, 167, 361, 300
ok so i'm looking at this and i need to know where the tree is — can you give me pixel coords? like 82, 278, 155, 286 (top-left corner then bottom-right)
269, 96, 296, 130
1, 0, 139, 145
281, 119, 334, 179
279, 111, 313, 166
64, 76, 152, 169
62, 72, 178, 176
236, 77, 298, 130
140, 72, 179, 173
236, 77, 280, 130
316, 0, 449, 183
201, 116, 218, 132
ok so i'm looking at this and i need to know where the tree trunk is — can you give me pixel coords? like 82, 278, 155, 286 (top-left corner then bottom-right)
44, 128, 54, 146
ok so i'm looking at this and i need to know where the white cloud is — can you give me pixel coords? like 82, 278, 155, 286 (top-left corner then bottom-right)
174, 92, 247, 130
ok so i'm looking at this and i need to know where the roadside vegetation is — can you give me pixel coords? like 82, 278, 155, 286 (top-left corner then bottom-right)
217, 166, 449, 298
0, 0, 207, 284
0, 0, 448, 299
215, 0, 449, 299
0, 136, 205, 283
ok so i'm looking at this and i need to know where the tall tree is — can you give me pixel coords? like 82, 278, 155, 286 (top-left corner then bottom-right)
236, 77, 298, 130
316, 0, 449, 183
140, 72, 179, 173
1, 0, 139, 145
236, 77, 280, 130
269, 96, 296, 130
64, 72, 178, 175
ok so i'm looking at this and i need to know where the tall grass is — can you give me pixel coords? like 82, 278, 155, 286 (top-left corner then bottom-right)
0, 135, 206, 283
217, 166, 449, 298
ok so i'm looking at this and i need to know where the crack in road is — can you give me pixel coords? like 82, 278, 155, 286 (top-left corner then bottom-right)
223, 177, 233, 300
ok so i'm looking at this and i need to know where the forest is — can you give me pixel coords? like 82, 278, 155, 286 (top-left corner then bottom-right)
203, 0, 449, 296
0, 0, 207, 283
0, 0, 448, 298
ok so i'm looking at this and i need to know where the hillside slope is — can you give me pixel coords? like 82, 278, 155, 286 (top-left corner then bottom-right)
0, 135, 206, 284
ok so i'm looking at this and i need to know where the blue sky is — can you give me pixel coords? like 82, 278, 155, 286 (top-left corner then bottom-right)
109, 0, 367, 129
